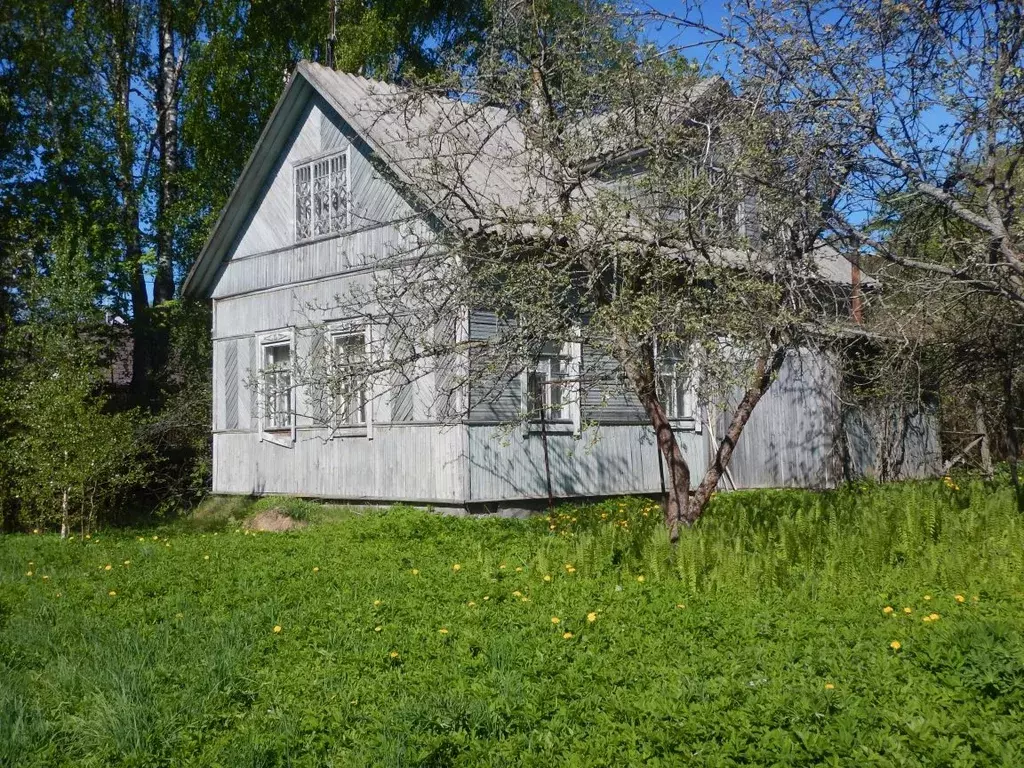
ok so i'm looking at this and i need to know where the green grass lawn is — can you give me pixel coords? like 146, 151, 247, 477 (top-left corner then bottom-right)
2, 482, 1024, 767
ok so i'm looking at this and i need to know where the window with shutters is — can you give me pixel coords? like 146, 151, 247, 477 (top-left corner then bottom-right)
295, 151, 348, 241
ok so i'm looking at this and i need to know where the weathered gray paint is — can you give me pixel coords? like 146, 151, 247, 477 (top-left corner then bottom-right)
199, 63, 939, 508
213, 426, 466, 502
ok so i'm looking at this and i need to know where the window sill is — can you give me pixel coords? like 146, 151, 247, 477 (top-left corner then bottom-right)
329, 425, 369, 439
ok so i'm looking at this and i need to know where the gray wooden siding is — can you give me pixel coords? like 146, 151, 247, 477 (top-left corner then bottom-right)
717, 351, 838, 489
842, 405, 941, 481
206, 81, 937, 505
468, 310, 522, 423
213, 425, 466, 502
580, 343, 647, 423
467, 424, 708, 501
228, 95, 413, 263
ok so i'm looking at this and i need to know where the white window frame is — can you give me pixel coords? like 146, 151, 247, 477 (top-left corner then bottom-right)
654, 339, 701, 432
522, 337, 582, 435
294, 149, 350, 243
257, 329, 296, 446
330, 331, 368, 427
325, 323, 373, 439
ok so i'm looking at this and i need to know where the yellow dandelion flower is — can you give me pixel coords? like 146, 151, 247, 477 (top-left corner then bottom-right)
124, 560, 131, 566
439, 627, 448, 634
883, 606, 894, 614
411, 569, 419, 575
903, 607, 912, 614
955, 594, 965, 603
521, 597, 530, 602
543, 574, 552, 582
203, 555, 210, 561
890, 641, 901, 650
564, 563, 574, 571
374, 626, 382, 632
28, 561, 33, 566
499, 563, 507, 569
515, 567, 523, 572
512, 590, 522, 597
483, 596, 490, 601
566, 566, 576, 574
468, 601, 476, 607
389, 651, 400, 659
637, 575, 645, 583
42, 575, 49, 580
563, 632, 573, 639
452, 564, 461, 572
550, 616, 560, 625
922, 616, 932, 622
923, 595, 932, 601
25, 571, 33, 577
153, 536, 159, 540
108, 591, 116, 596
587, 612, 597, 623
929, 613, 940, 621
85, 534, 90, 540
824, 683, 835, 690
273, 625, 282, 633
676, 603, 686, 609
373, 599, 382, 606
313, 567, 319, 572
104, 565, 112, 571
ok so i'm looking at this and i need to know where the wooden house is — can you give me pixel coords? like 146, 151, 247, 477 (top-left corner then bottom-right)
183, 62, 940, 511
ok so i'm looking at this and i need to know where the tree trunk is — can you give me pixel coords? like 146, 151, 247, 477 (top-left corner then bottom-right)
691, 347, 788, 514
975, 399, 993, 479
154, 0, 178, 306
60, 487, 69, 540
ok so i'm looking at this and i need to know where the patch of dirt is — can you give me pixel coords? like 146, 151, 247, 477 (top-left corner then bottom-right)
242, 509, 309, 532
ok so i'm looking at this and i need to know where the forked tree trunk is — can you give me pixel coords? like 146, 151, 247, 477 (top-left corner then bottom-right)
619, 338, 787, 540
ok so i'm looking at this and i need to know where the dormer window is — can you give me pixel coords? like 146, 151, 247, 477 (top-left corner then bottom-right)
295, 151, 348, 241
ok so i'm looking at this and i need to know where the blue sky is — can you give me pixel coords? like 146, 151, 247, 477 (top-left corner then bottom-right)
638, 0, 733, 74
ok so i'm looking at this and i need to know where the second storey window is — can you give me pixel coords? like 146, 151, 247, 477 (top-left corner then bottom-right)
295, 152, 348, 241
333, 332, 367, 425
261, 341, 293, 430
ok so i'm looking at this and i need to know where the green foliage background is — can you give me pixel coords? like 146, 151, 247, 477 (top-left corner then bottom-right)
2, 481, 1023, 765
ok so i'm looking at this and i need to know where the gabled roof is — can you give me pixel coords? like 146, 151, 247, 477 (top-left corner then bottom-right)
183, 62, 542, 298
183, 62, 857, 299
182, 62, 722, 298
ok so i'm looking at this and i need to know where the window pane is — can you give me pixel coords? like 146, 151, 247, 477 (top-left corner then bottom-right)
334, 334, 365, 425
295, 166, 311, 240
330, 154, 347, 233
262, 344, 292, 429
313, 160, 331, 236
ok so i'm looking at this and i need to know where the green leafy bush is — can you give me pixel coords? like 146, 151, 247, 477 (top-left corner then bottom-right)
1, 481, 1022, 766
